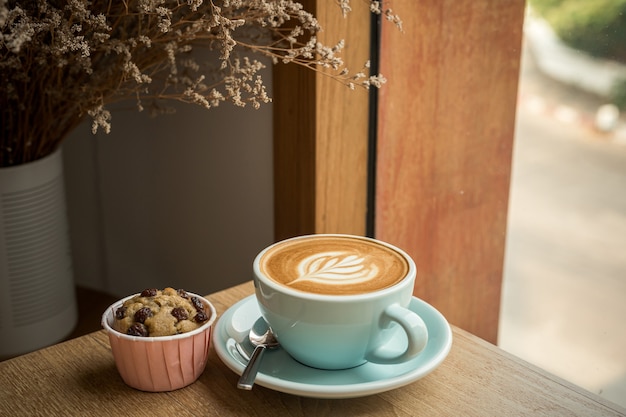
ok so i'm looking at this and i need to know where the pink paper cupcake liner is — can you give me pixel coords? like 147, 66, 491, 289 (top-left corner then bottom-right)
102, 293, 217, 392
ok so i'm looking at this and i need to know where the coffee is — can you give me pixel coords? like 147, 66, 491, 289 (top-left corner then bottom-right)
259, 235, 409, 295
254, 234, 427, 369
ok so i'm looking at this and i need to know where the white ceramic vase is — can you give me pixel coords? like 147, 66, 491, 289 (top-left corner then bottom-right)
0, 148, 77, 359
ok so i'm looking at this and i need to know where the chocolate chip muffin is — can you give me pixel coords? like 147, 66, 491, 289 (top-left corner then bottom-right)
113, 288, 209, 337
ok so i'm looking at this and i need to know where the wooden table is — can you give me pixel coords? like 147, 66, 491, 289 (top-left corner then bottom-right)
1, 282, 624, 416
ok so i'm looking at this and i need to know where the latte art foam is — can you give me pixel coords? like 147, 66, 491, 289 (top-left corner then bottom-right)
260, 235, 409, 295
294, 252, 379, 286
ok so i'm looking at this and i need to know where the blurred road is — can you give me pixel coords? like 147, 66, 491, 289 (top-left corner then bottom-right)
498, 41, 626, 408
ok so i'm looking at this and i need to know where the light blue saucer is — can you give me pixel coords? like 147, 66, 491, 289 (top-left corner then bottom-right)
214, 295, 452, 399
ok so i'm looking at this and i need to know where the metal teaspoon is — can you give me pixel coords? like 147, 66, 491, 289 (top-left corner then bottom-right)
236, 320, 280, 390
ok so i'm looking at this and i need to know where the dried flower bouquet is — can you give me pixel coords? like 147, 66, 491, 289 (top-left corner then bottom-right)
0, 0, 400, 167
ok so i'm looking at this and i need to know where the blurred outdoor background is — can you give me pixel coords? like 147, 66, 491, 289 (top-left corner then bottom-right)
499, 1, 626, 409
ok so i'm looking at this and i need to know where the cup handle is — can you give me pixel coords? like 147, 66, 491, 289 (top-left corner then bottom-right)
367, 303, 428, 364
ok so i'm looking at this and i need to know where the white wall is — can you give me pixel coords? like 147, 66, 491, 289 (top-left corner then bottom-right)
62, 74, 274, 298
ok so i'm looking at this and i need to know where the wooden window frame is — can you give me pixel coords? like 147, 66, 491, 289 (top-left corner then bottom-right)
272, 1, 526, 343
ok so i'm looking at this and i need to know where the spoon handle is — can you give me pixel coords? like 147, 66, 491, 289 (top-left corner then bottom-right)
237, 345, 266, 390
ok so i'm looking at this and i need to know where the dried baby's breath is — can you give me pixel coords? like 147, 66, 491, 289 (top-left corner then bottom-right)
1, 0, 401, 166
